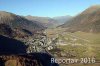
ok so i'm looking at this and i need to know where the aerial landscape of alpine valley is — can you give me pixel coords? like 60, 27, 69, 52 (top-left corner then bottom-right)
0, 0, 100, 66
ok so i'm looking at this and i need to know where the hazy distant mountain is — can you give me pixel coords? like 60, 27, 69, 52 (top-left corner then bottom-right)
25, 15, 58, 28
60, 5, 100, 33
25, 15, 72, 28
0, 11, 45, 32
53, 15, 72, 25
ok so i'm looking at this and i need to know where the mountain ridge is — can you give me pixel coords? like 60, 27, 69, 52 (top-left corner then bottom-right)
0, 11, 45, 32
59, 5, 100, 33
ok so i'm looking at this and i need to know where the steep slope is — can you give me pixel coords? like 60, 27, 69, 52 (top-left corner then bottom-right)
60, 5, 100, 33
0, 23, 33, 39
0, 11, 45, 32
0, 24, 14, 37
25, 15, 58, 28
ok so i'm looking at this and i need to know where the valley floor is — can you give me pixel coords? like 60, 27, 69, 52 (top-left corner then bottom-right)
45, 28, 100, 66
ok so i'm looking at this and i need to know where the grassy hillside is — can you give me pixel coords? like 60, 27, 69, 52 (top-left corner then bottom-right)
0, 11, 45, 32
59, 5, 100, 33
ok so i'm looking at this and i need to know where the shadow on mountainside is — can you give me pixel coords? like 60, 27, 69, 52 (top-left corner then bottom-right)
0, 35, 59, 66
30, 53, 59, 66
0, 35, 27, 54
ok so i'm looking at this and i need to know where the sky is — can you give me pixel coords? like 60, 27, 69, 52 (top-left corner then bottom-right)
0, 0, 100, 17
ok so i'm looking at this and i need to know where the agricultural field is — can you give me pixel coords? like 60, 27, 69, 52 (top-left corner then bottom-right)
45, 28, 100, 66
